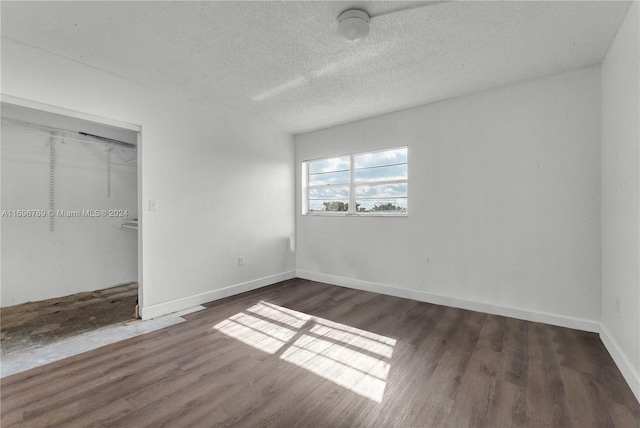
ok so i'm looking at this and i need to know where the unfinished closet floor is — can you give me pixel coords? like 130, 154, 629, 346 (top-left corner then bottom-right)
1, 283, 138, 356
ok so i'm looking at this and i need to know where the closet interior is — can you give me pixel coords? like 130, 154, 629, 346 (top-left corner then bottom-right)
1, 103, 139, 355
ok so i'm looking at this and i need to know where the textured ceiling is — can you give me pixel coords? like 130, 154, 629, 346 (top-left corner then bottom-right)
1, 1, 632, 134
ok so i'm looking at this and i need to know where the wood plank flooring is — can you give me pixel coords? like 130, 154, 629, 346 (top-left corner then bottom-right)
2, 278, 639, 427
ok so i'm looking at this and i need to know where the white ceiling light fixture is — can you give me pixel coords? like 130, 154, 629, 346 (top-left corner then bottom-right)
337, 9, 370, 41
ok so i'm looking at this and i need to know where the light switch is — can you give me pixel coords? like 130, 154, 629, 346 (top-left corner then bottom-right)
149, 199, 158, 211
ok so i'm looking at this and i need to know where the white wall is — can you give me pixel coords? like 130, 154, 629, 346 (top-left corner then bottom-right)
601, 0, 640, 401
296, 66, 602, 332
1, 39, 296, 318
1, 119, 137, 305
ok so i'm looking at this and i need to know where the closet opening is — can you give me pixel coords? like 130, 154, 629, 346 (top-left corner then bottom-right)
0, 101, 141, 356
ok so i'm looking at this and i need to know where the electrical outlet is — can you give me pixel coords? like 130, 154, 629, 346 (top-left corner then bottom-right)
238, 256, 244, 266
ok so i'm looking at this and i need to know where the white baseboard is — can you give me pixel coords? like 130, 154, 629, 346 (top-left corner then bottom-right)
600, 324, 640, 403
295, 270, 600, 333
140, 270, 296, 320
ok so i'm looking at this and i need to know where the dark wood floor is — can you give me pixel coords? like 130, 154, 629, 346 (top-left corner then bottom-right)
2, 278, 638, 427
1, 283, 138, 355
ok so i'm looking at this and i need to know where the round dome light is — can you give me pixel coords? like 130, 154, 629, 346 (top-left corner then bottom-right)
336, 9, 370, 41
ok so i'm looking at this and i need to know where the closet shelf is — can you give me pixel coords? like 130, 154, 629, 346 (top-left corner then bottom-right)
121, 219, 138, 230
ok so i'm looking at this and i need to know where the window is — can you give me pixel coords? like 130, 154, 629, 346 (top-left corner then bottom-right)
303, 147, 408, 216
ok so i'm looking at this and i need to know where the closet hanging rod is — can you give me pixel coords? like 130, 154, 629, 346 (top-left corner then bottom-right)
79, 132, 135, 149
2, 118, 136, 149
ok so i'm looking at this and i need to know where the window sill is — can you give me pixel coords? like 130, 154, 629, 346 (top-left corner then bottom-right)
302, 212, 408, 217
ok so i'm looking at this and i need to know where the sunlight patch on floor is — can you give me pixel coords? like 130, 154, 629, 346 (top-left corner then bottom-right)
214, 312, 293, 354
213, 301, 396, 402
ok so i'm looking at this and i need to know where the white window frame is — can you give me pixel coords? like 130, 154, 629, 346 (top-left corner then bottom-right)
302, 146, 408, 217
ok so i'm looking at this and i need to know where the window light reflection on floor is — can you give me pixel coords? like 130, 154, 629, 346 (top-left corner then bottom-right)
213, 301, 396, 402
